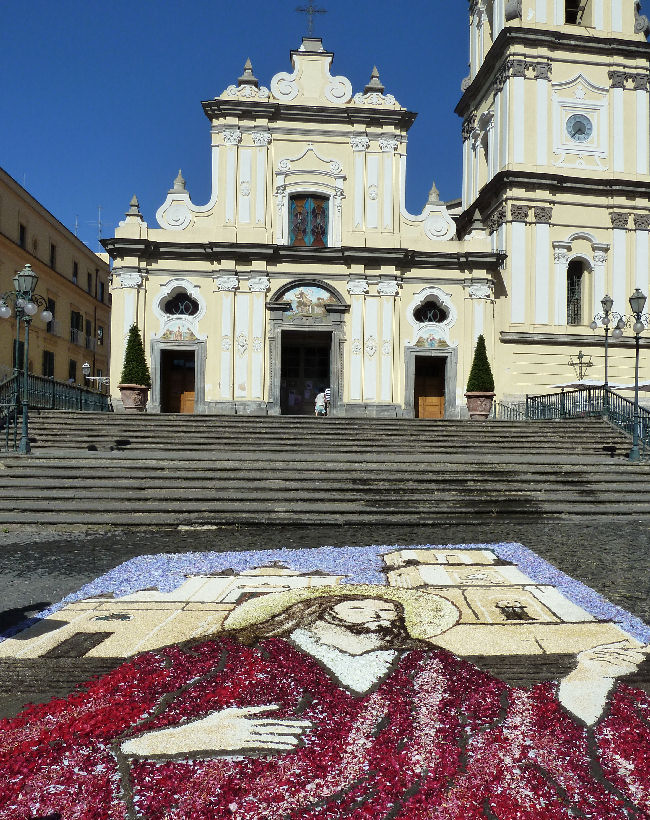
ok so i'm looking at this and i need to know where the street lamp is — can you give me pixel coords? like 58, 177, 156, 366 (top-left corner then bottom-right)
82, 362, 91, 385
611, 289, 648, 462
0, 264, 52, 454
590, 294, 622, 389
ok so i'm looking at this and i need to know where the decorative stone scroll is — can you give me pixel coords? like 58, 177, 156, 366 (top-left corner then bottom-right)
249, 276, 271, 292
378, 137, 400, 153
511, 204, 530, 222
610, 212, 631, 229
377, 281, 400, 297
534, 206, 553, 224
350, 136, 370, 152
251, 131, 272, 147
468, 283, 492, 300
347, 280, 369, 296
119, 271, 143, 289
634, 214, 650, 231
222, 129, 243, 146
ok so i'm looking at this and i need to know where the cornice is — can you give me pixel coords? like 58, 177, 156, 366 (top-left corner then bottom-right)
101, 238, 504, 271
501, 331, 650, 348
456, 27, 650, 117
456, 170, 650, 236
201, 99, 417, 131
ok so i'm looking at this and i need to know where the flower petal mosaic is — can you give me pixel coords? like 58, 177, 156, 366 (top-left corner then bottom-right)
1, 542, 649, 818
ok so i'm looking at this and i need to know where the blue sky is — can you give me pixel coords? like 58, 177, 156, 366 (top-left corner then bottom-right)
0, 1, 469, 252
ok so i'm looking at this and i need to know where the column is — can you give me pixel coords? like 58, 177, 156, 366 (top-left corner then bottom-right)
468, 284, 493, 343
594, 0, 604, 29
472, 130, 481, 201
510, 205, 529, 323
234, 291, 249, 400
610, 72, 626, 174
252, 131, 271, 225
512, 60, 526, 165
592, 244, 609, 315
461, 118, 475, 209
366, 153, 379, 229
215, 274, 238, 400
347, 280, 368, 403
470, 1, 479, 78
350, 136, 369, 229
378, 282, 398, 403
379, 138, 398, 231
611, 0, 623, 32
493, 0, 504, 35
552, 244, 571, 325
554, 0, 564, 24
119, 270, 143, 337
223, 129, 242, 224
634, 74, 649, 176
249, 276, 270, 400
363, 296, 379, 402
534, 207, 552, 324
611, 213, 630, 315
535, 64, 551, 167
536, 0, 547, 23
634, 215, 650, 296
238, 147, 252, 223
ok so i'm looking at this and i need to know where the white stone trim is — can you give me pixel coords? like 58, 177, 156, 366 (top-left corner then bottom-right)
353, 149, 365, 228
226, 144, 237, 223
636, 87, 649, 175
612, 228, 627, 318
406, 286, 457, 345
511, 220, 526, 323
536, 0, 547, 23
536, 76, 548, 166
380, 294, 395, 402
363, 297, 379, 401
383, 150, 393, 230
220, 291, 235, 400
552, 74, 609, 167
594, 0, 604, 29
234, 292, 249, 399
613, 86, 625, 173
349, 293, 363, 402
611, 0, 623, 31
553, 242, 571, 325
635, 228, 649, 295
256, 143, 267, 224
513, 74, 525, 164
156, 145, 220, 230
238, 148, 252, 224
366, 154, 379, 229
152, 278, 207, 340
534, 222, 550, 323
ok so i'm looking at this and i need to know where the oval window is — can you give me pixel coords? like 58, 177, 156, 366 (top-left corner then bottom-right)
164, 293, 199, 317
413, 300, 448, 324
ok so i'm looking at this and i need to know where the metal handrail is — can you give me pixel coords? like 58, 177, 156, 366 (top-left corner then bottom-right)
525, 386, 649, 456
491, 400, 528, 421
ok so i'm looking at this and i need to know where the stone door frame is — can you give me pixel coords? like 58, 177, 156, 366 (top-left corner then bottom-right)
149, 338, 207, 414
403, 345, 459, 419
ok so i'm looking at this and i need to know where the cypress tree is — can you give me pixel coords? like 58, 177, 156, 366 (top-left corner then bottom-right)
120, 324, 151, 388
466, 334, 495, 393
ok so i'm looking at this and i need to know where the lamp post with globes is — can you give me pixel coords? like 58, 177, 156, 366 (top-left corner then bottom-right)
611, 288, 648, 462
590, 294, 622, 389
0, 265, 53, 454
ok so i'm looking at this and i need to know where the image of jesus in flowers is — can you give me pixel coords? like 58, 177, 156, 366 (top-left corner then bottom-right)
1, 585, 650, 819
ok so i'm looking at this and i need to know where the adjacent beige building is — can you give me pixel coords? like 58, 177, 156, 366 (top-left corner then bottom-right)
0, 167, 111, 386
105, 1, 650, 416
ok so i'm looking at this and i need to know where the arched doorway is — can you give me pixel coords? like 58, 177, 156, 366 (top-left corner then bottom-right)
266, 281, 348, 416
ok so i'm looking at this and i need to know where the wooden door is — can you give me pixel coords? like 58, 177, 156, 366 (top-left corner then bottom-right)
414, 360, 445, 419
161, 351, 195, 413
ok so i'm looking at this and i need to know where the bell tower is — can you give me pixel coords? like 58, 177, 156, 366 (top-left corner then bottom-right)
456, 0, 650, 398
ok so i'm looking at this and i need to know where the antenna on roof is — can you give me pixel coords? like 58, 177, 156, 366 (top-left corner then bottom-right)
295, 1, 327, 36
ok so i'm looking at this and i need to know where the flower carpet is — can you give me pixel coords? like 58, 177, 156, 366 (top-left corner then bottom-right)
0, 542, 649, 819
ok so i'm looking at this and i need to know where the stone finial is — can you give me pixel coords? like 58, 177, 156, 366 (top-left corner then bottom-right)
170, 170, 186, 193
238, 58, 259, 88
364, 66, 385, 95
428, 181, 442, 205
124, 194, 144, 221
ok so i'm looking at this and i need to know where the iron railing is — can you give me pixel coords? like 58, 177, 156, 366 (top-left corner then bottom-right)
491, 400, 528, 421
525, 386, 650, 456
0, 372, 111, 451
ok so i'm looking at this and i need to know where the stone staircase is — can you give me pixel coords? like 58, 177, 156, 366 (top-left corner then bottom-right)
0, 411, 647, 526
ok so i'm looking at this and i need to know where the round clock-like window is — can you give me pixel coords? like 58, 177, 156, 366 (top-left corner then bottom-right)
566, 113, 593, 143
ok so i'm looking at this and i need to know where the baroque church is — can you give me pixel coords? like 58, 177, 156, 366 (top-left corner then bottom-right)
105, 0, 650, 416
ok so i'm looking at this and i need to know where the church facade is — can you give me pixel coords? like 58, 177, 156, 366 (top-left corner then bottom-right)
105, 0, 650, 416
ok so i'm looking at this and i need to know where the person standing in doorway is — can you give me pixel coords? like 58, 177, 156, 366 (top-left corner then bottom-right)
324, 386, 331, 415
315, 388, 326, 416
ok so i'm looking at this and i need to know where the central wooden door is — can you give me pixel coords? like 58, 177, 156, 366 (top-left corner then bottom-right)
414, 358, 445, 419
161, 350, 195, 413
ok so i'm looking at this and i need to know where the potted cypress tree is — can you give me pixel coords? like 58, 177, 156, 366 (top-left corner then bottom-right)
118, 324, 151, 412
465, 334, 495, 420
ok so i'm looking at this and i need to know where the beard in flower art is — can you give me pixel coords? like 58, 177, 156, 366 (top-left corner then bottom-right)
1, 574, 650, 820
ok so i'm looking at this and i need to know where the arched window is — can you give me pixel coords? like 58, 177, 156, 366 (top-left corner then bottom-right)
413, 299, 449, 324
164, 292, 199, 317
289, 195, 329, 247
566, 259, 585, 325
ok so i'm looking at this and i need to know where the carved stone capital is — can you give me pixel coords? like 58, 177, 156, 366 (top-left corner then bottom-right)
350, 135, 370, 152
468, 283, 492, 300
222, 128, 242, 146
511, 204, 530, 222
554, 249, 569, 264
119, 270, 143, 289
487, 204, 507, 233
634, 213, 650, 230
509, 58, 526, 78
633, 73, 650, 91
534, 62, 552, 81
215, 275, 239, 291
593, 251, 608, 264
251, 131, 272, 146
534, 206, 553, 224
609, 70, 627, 89
610, 212, 631, 229
249, 276, 271, 292
462, 114, 477, 141
378, 137, 399, 152
347, 279, 369, 296
377, 281, 399, 297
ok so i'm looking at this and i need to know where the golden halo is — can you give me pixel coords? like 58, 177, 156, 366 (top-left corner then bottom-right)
222, 584, 460, 640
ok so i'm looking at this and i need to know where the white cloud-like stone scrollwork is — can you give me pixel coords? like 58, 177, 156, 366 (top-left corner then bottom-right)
378, 137, 399, 152
225, 85, 270, 101
468, 283, 492, 300
251, 131, 272, 147
365, 336, 378, 358
271, 68, 299, 102
353, 92, 397, 107
161, 201, 192, 231
406, 286, 457, 347
153, 278, 207, 341
347, 280, 369, 296
382, 340, 392, 356
325, 73, 353, 104
239, 182, 251, 198
215, 275, 239, 292
367, 184, 379, 201
222, 335, 232, 351
351, 339, 363, 355
424, 212, 454, 241
249, 276, 271, 293
222, 129, 243, 146
236, 333, 248, 357
252, 337, 263, 353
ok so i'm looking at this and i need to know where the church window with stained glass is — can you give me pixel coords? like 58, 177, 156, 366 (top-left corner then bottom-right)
290, 195, 329, 247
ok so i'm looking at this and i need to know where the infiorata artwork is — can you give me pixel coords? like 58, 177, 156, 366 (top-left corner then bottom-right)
1, 542, 649, 819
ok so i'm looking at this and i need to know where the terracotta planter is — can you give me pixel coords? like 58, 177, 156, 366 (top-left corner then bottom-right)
465, 391, 495, 420
118, 384, 149, 413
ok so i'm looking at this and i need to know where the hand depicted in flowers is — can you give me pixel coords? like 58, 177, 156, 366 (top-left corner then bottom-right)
559, 640, 650, 725
120, 704, 312, 758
